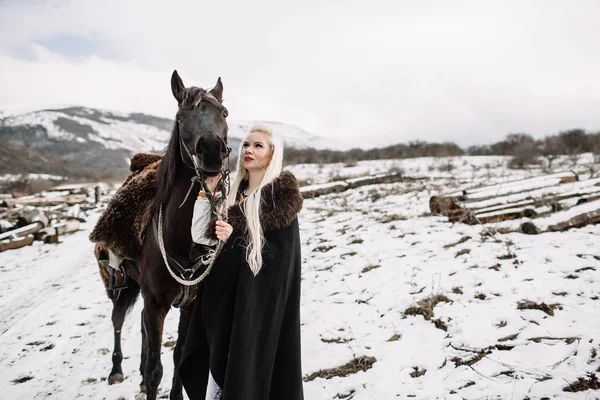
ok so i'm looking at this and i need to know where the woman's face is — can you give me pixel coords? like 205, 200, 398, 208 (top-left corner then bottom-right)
241, 131, 273, 172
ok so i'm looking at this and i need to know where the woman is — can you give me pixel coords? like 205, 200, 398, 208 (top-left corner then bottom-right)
180, 124, 305, 400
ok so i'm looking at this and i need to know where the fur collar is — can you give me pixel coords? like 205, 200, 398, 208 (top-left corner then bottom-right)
208, 171, 303, 239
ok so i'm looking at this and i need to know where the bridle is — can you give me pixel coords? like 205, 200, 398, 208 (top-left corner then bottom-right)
154, 92, 233, 287
176, 90, 232, 212
178, 134, 232, 211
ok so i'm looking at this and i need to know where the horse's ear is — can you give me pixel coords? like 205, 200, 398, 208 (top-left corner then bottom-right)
209, 77, 223, 102
171, 70, 185, 104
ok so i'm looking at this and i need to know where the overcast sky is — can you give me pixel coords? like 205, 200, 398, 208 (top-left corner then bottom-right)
1, 0, 600, 148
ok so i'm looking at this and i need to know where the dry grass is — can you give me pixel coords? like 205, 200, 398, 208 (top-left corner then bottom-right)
303, 356, 377, 382
404, 294, 451, 320
488, 264, 501, 271
563, 373, 600, 392
321, 337, 353, 344
361, 264, 381, 273
451, 350, 491, 367
443, 236, 471, 249
517, 300, 562, 316
387, 334, 401, 342
11, 376, 34, 384
432, 318, 448, 331
377, 214, 407, 223
528, 336, 578, 345
312, 245, 335, 253
455, 248, 471, 257
497, 252, 516, 260
575, 266, 595, 272
410, 367, 426, 378
498, 333, 519, 342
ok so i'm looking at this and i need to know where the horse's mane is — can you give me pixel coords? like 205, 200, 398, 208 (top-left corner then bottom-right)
154, 121, 181, 211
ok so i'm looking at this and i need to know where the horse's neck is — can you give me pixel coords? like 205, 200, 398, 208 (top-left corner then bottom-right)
163, 170, 196, 216
156, 168, 197, 257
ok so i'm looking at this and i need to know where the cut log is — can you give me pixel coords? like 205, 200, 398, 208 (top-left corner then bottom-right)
490, 198, 600, 233
460, 171, 578, 202
429, 172, 581, 214
430, 195, 463, 215
346, 173, 423, 188
41, 232, 59, 244
6, 194, 88, 207
0, 234, 34, 252
458, 178, 600, 211
0, 221, 44, 241
547, 209, 600, 232
48, 211, 86, 223
466, 205, 553, 225
520, 222, 541, 235
16, 209, 49, 228
301, 173, 425, 199
54, 220, 80, 235
301, 182, 348, 198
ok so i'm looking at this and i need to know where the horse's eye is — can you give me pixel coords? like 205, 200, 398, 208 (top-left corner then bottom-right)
223, 108, 229, 118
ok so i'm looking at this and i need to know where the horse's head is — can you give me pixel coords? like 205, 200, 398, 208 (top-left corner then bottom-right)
171, 70, 229, 177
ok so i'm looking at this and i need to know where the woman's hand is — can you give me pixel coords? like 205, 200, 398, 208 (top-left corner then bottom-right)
215, 220, 233, 242
204, 173, 222, 193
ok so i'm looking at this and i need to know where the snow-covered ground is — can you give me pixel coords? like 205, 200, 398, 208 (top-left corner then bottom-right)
1, 155, 600, 399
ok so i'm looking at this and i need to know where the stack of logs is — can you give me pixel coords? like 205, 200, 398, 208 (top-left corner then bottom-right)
0, 183, 104, 252
429, 171, 600, 234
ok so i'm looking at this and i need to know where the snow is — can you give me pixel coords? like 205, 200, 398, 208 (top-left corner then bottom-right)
0, 173, 65, 183
1, 155, 600, 399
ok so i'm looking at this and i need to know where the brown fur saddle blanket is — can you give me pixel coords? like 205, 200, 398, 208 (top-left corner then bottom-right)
89, 153, 163, 260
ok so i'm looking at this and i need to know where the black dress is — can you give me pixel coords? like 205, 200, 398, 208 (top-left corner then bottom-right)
179, 171, 305, 400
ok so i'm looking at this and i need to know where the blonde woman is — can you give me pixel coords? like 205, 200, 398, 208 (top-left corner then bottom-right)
180, 124, 304, 400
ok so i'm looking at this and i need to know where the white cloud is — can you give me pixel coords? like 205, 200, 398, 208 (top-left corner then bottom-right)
1, 0, 600, 147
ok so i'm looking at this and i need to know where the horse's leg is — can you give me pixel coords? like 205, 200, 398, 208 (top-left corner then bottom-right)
170, 303, 193, 400
108, 280, 140, 384
140, 309, 148, 393
142, 299, 170, 400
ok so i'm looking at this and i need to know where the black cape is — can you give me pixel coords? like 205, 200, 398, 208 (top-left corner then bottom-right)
179, 171, 304, 400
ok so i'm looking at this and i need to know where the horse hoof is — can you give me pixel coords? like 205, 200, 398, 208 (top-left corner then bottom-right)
108, 373, 124, 385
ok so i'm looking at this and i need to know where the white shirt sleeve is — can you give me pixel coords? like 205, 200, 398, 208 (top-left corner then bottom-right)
191, 196, 218, 246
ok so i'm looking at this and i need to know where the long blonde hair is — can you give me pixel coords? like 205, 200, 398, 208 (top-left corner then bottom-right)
227, 123, 283, 275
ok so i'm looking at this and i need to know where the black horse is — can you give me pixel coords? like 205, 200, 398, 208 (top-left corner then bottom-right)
97, 70, 229, 400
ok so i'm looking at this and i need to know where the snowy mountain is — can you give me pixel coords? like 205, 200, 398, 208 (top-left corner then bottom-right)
0, 107, 348, 178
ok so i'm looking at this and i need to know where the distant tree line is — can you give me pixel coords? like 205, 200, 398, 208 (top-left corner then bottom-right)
282, 129, 600, 167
